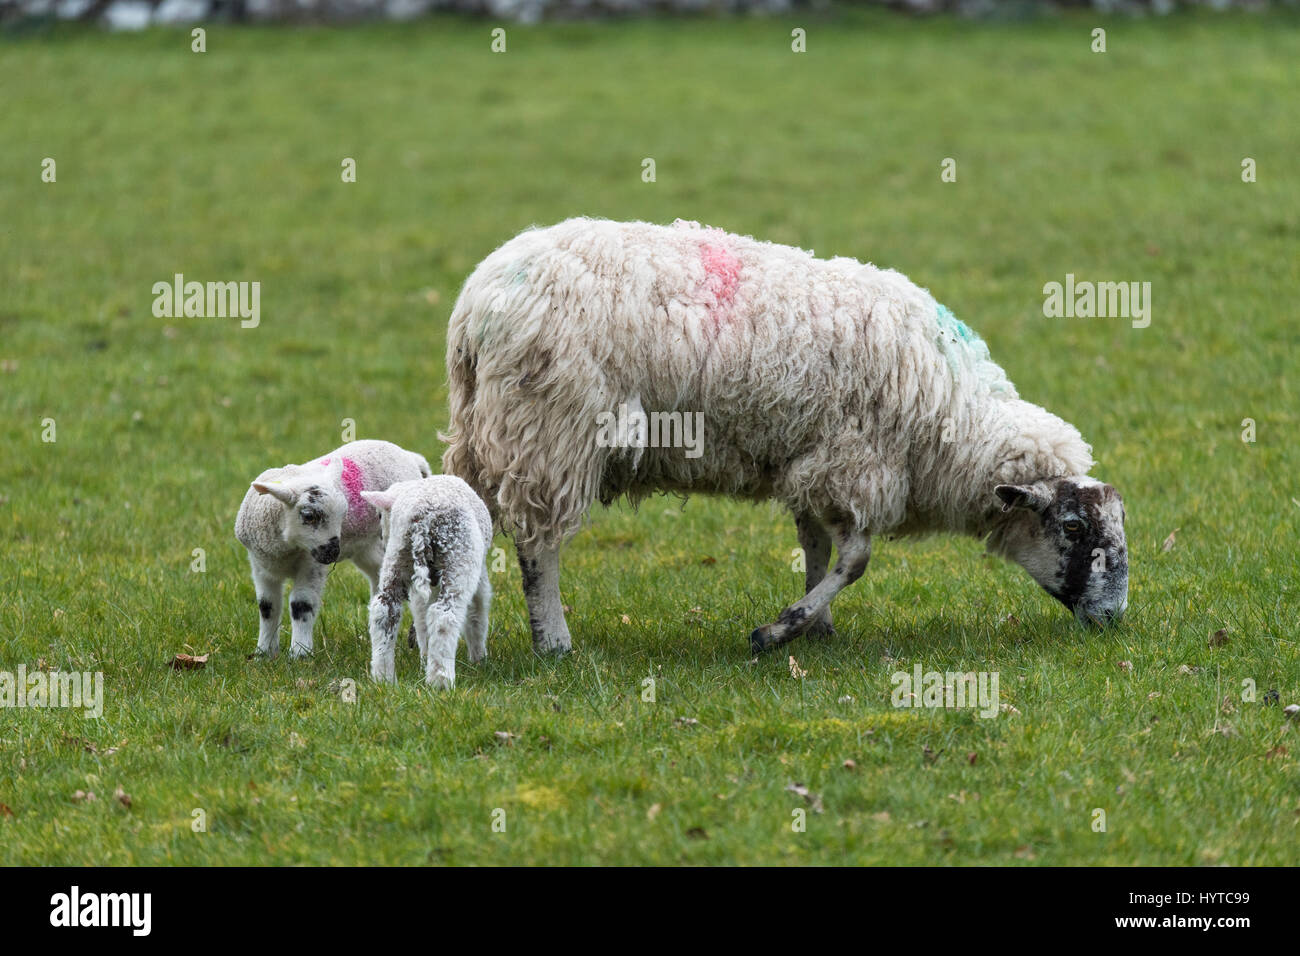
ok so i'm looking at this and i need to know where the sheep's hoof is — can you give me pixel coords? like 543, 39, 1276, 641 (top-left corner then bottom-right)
750, 625, 778, 655
532, 641, 571, 657
805, 619, 836, 640
247, 647, 277, 662
406, 625, 418, 650
288, 644, 313, 660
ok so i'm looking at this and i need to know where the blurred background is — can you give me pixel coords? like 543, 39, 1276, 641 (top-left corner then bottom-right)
0, 0, 1291, 30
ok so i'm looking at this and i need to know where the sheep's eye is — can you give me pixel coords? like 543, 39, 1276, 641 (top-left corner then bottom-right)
300, 508, 321, 525
1063, 520, 1083, 535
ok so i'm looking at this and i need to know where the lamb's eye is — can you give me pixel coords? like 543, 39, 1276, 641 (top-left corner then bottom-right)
300, 508, 321, 525
1063, 520, 1083, 534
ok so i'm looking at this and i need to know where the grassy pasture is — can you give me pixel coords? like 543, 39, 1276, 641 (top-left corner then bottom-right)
1, 8, 1298, 864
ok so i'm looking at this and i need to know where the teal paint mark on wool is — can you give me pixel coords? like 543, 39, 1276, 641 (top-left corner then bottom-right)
931, 298, 1014, 395
936, 302, 977, 344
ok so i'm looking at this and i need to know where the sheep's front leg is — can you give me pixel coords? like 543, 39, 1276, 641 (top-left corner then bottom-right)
287, 561, 328, 659
517, 541, 571, 655
750, 527, 871, 654
795, 512, 834, 639
251, 562, 284, 659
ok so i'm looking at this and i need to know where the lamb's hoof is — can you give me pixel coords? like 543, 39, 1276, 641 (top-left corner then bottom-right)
406, 625, 418, 650
247, 648, 278, 662
288, 644, 313, 660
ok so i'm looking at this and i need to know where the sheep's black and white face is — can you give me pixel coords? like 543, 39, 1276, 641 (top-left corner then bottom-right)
989, 476, 1128, 625
252, 473, 347, 564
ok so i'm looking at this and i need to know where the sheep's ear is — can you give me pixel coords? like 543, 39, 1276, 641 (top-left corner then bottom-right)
253, 482, 298, 507
995, 483, 1050, 514
360, 489, 395, 512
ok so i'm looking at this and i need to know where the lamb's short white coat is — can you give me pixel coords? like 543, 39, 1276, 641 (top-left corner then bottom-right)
441, 218, 1127, 653
235, 439, 431, 659
360, 475, 492, 688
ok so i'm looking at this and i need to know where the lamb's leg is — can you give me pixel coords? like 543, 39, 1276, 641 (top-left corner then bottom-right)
356, 544, 417, 650
795, 512, 835, 639
424, 566, 477, 690
411, 586, 430, 661
463, 566, 492, 664
368, 572, 407, 683
516, 541, 571, 655
251, 563, 284, 659
287, 561, 328, 659
750, 526, 871, 654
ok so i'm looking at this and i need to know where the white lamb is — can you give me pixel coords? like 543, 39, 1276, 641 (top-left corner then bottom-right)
235, 439, 431, 659
442, 218, 1129, 656
358, 476, 492, 688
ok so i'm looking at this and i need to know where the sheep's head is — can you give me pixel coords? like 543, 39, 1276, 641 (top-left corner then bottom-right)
252, 460, 347, 564
988, 476, 1128, 625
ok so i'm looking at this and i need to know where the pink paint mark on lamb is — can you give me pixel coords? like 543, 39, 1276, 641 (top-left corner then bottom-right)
341, 457, 367, 525
699, 237, 742, 330
317, 457, 330, 466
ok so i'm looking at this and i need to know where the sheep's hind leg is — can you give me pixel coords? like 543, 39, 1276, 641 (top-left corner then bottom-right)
368, 575, 406, 683
517, 541, 571, 655
750, 527, 871, 655
795, 512, 835, 639
424, 571, 477, 690
357, 545, 417, 650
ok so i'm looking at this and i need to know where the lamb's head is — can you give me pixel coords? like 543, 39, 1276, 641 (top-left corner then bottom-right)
988, 476, 1128, 625
252, 460, 347, 564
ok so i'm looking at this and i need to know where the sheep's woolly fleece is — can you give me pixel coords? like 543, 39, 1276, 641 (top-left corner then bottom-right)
443, 217, 1093, 548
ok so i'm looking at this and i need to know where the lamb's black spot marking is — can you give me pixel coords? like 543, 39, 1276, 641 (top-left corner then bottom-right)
381, 578, 408, 605
258, 599, 274, 620
290, 600, 314, 621
305, 487, 324, 503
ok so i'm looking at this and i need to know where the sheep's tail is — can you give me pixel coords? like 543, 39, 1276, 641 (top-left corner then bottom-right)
439, 232, 613, 550
439, 283, 490, 516
408, 515, 436, 603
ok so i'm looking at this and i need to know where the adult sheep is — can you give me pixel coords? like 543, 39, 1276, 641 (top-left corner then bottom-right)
442, 218, 1129, 655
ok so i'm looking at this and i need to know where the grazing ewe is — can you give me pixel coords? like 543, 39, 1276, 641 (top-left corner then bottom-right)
442, 218, 1129, 655
359, 477, 492, 688
235, 439, 431, 659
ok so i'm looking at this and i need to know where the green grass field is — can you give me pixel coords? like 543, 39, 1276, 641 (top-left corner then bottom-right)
2, 8, 1299, 865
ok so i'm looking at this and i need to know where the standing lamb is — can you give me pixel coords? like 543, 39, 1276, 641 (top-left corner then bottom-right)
359, 476, 492, 688
235, 439, 431, 659
441, 218, 1129, 656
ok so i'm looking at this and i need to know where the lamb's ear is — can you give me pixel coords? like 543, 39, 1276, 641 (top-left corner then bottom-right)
253, 482, 298, 507
995, 483, 1050, 514
360, 489, 395, 512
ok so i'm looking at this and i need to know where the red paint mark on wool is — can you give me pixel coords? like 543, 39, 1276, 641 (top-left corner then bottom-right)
341, 457, 365, 513
699, 239, 742, 329
338, 456, 372, 535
